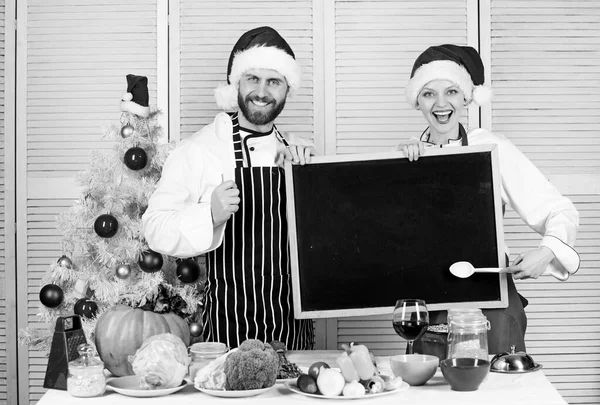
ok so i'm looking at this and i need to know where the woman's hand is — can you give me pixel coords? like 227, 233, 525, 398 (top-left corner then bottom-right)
501, 246, 556, 280
396, 140, 426, 162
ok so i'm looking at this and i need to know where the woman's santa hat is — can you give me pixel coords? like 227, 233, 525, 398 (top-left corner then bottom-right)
214, 26, 301, 111
405, 44, 493, 109
120, 74, 150, 117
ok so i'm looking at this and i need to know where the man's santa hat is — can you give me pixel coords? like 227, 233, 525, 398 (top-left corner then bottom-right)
214, 26, 301, 111
120, 74, 150, 117
405, 44, 493, 109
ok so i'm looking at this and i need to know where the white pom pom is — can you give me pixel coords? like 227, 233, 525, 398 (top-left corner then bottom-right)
213, 83, 239, 111
122, 92, 133, 102
472, 85, 493, 106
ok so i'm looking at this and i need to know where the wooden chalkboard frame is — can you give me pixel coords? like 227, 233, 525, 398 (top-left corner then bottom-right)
285, 144, 508, 319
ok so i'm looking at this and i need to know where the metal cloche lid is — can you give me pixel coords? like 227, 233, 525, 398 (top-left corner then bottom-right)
490, 345, 543, 373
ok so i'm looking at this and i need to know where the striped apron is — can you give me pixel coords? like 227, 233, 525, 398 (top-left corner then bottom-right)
415, 124, 528, 354
202, 112, 314, 349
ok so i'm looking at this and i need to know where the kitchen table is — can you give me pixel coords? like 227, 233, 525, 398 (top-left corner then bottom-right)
38, 350, 567, 405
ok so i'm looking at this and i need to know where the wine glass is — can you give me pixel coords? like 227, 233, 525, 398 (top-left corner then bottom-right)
392, 299, 429, 355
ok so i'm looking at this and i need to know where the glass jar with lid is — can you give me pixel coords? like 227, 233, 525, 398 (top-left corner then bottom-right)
188, 342, 228, 381
441, 309, 491, 391
67, 343, 106, 397
446, 309, 490, 361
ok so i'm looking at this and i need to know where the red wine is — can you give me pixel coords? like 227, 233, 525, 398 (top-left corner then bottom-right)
393, 320, 429, 341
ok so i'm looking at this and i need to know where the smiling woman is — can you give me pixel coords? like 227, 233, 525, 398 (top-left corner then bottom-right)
395, 44, 580, 355
416, 80, 465, 144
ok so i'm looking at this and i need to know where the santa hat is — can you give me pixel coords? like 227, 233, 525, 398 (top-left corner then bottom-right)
120, 74, 150, 117
214, 26, 301, 111
405, 44, 492, 109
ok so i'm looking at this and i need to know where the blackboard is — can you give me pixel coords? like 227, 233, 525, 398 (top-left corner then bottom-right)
285, 144, 508, 319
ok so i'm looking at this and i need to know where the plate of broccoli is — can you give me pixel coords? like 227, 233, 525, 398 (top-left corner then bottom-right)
196, 385, 274, 398
194, 339, 280, 395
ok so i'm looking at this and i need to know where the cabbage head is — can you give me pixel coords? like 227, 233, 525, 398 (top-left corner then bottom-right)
129, 333, 190, 389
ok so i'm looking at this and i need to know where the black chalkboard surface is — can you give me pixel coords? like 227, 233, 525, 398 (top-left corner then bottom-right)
285, 144, 508, 319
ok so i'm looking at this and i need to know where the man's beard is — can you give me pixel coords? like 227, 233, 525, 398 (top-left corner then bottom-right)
238, 93, 286, 126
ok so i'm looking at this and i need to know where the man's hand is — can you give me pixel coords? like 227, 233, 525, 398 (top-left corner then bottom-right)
210, 180, 240, 226
396, 140, 426, 162
283, 144, 316, 165
501, 246, 555, 280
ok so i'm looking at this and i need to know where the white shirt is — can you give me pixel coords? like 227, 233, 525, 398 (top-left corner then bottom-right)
418, 127, 580, 277
142, 113, 311, 258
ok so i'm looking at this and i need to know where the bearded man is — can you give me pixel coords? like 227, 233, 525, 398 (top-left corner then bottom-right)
143, 26, 315, 349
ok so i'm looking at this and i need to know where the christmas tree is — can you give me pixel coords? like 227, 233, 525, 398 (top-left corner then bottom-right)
19, 75, 205, 354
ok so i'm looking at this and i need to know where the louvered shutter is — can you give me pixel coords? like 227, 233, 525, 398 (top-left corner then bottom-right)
16, 1, 161, 402
330, 0, 475, 155
0, 2, 5, 400
487, 1, 600, 403
1, 0, 18, 401
333, 0, 473, 353
176, 0, 314, 142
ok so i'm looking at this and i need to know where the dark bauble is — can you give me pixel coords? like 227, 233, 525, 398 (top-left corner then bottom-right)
124, 147, 148, 171
74, 298, 98, 319
138, 249, 163, 273
39, 284, 64, 308
176, 258, 200, 283
120, 124, 135, 138
94, 214, 119, 238
189, 322, 203, 337
57, 255, 73, 268
115, 263, 131, 279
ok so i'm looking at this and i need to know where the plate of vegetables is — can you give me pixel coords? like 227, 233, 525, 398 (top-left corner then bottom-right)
107, 376, 187, 397
196, 385, 274, 398
284, 379, 409, 400
285, 343, 408, 399
194, 339, 285, 397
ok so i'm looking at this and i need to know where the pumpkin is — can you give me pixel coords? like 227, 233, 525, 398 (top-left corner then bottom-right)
94, 305, 191, 376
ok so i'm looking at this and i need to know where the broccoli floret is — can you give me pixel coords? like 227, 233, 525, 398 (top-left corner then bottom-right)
239, 339, 269, 352
224, 339, 279, 390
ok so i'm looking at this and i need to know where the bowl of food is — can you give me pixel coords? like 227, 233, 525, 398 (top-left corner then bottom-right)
389, 354, 438, 386
440, 358, 490, 391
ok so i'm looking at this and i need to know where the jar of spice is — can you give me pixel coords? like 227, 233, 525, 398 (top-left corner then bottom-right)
189, 342, 228, 381
447, 310, 490, 361
67, 343, 106, 397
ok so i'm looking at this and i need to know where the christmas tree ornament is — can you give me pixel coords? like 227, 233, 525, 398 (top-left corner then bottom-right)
115, 264, 131, 279
176, 258, 200, 283
72, 279, 89, 300
120, 74, 150, 118
138, 249, 163, 273
120, 123, 134, 138
57, 255, 73, 268
124, 147, 148, 171
74, 298, 99, 319
94, 214, 119, 238
189, 322, 202, 337
40, 284, 64, 308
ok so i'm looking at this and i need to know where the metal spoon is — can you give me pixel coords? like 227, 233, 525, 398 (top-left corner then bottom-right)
449, 261, 501, 278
